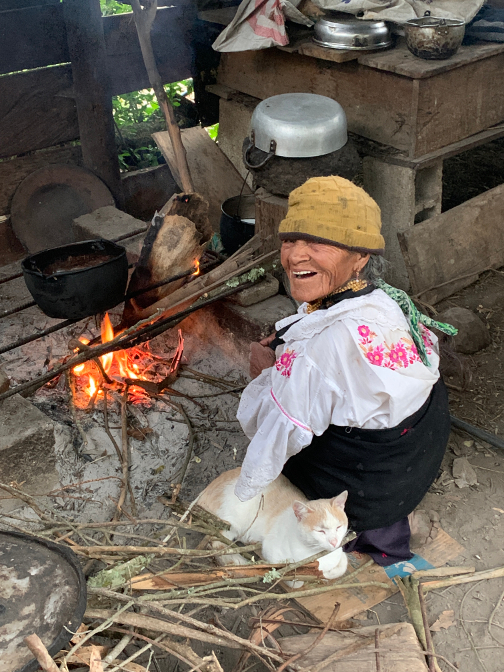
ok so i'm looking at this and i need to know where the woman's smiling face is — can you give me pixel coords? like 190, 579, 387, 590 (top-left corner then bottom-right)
281, 239, 369, 303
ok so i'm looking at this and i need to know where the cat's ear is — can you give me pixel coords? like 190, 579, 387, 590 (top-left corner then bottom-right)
331, 490, 348, 510
293, 501, 313, 521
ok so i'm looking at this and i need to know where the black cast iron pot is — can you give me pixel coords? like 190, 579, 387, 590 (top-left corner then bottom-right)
22, 239, 129, 319
220, 194, 256, 256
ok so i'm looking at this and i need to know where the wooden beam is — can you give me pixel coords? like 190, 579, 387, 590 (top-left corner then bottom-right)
0, 5, 68, 75
398, 183, 504, 304
0, 65, 78, 159
0, 5, 193, 88
63, 0, 122, 206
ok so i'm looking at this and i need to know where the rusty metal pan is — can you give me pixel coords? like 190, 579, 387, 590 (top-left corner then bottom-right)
0, 531, 87, 672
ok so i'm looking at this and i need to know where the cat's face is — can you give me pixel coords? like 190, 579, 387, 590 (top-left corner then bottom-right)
292, 491, 348, 552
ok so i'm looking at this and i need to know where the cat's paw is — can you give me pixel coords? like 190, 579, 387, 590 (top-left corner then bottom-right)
318, 549, 348, 581
284, 579, 304, 589
208, 540, 250, 567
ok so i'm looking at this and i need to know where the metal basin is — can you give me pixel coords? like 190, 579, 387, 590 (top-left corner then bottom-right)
404, 16, 465, 60
244, 93, 347, 169
314, 14, 392, 50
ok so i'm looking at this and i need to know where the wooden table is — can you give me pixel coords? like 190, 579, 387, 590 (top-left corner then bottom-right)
212, 38, 504, 289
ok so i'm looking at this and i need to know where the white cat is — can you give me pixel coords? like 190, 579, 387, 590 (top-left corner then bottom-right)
198, 467, 348, 585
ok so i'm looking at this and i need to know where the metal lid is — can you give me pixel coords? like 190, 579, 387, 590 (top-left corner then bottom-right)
0, 531, 87, 672
250, 93, 347, 158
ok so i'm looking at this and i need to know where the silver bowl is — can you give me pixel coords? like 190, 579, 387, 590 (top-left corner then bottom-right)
404, 17, 465, 60
248, 93, 347, 159
314, 14, 392, 50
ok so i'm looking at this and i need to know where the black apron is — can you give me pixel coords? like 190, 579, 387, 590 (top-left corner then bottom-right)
272, 286, 450, 532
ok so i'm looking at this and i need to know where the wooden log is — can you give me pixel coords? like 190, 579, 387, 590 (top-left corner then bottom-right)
63, 0, 123, 205
23, 634, 59, 672
130, 562, 322, 590
124, 213, 206, 314
84, 608, 242, 649
398, 183, 504, 304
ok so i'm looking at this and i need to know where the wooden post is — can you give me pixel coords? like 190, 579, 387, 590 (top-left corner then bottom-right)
130, 0, 194, 193
64, 0, 123, 206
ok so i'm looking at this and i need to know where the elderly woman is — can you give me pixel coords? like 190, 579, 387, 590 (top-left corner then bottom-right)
234, 176, 456, 565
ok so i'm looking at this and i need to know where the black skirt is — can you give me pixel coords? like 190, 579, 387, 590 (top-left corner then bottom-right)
282, 379, 450, 532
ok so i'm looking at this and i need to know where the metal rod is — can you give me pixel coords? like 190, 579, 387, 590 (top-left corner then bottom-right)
450, 415, 504, 452
0, 271, 22, 285
0, 300, 36, 319
0, 281, 254, 403
0, 319, 79, 356
0, 227, 148, 288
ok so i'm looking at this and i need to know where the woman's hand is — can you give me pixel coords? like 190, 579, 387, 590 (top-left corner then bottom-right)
250, 340, 276, 379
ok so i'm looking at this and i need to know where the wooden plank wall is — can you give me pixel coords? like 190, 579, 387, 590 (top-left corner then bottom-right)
0, 5, 194, 160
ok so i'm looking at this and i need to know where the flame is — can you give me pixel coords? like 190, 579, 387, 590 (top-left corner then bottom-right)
100, 313, 114, 372
71, 314, 181, 406
73, 337, 90, 374
192, 259, 200, 276
86, 375, 98, 397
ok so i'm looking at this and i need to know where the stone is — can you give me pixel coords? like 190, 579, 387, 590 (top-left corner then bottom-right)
227, 274, 279, 307
0, 365, 9, 394
214, 294, 295, 343
0, 395, 58, 511
436, 307, 491, 354
452, 456, 478, 488
73, 205, 147, 264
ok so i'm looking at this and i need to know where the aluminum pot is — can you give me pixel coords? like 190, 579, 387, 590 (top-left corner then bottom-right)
244, 93, 347, 169
220, 195, 256, 256
22, 238, 128, 319
314, 14, 392, 50
404, 16, 465, 60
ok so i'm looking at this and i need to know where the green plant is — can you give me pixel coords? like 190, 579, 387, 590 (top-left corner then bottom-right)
118, 144, 162, 171
112, 80, 194, 127
100, 0, 131, 15
206, 123, 219, 141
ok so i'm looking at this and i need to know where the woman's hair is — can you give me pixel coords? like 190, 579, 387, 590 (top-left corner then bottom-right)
361, 254, 388, 283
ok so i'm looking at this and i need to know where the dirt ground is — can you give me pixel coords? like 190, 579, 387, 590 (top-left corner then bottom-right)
2, 271, 504, 671
179, 271, 504, 672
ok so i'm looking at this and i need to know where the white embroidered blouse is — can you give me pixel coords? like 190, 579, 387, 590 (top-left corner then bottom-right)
235, 288, 441, 502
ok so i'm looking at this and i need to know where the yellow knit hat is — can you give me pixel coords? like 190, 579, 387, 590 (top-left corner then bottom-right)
279, 176, 385, 254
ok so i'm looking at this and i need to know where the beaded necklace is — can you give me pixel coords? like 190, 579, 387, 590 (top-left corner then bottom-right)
306, 278, 368, 314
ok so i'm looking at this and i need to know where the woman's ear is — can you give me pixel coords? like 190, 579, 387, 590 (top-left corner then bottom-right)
356, 253, 370, 272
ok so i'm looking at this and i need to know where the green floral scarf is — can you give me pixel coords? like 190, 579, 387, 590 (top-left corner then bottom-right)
375, 279, 458, 367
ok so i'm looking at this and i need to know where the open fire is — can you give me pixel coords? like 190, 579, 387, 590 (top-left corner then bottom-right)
71, 313, 182, 407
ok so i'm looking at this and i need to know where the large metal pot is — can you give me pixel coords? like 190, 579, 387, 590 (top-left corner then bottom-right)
220, 195, 256, 256
314, 14, 392, 51
404, 16, 465, 60
22, 239, 128, 319
244, 93, 347, 170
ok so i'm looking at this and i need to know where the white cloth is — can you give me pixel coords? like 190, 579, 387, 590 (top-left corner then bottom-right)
212, 0, 484, 52
235, 289, 440, 501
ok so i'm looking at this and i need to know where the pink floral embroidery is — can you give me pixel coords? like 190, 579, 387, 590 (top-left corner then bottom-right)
420, 325, 434, 355
366, 345, 384, 366
275, 348, 298, 377
357, 325, 423, 370
358, 324, 378, 344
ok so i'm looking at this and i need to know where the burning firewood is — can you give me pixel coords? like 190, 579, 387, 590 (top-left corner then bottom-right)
124, 230, 207, 328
